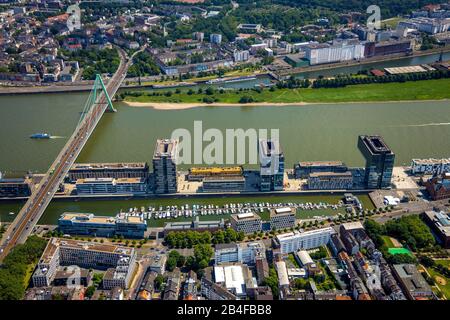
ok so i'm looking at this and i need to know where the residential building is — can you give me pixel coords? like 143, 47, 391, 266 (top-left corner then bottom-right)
68, 162, 149, 182
182, 271, 198, 300
294, 161, 348, 179
214, 241, 266, 265
163, 216, 225, 236
233, 50, 250, 62
237, 24, 262, 33
411, 158, 450, 175
202, 176, 246, 192
163, 269, 181, 300
269, 207, 296, 230
58, 212, 147, 239
75, 177, 148, 195
32, 238, 136, 289
230, 212, 262, 234
358, 135, 395, 189
250, 43, 268, 54
153, 139, 178, 194
210, 33, 222, 44
392, 264, 434, 300
201, 270, 237, 300
423, 210, 450, 248
187, 166, 243, 181
308, 171, 353, 190
259, 139, 284, 191
275, 227, 335, 253
148, 255, 167, 274
255, 257, 269, 285
0, 177, 31, 197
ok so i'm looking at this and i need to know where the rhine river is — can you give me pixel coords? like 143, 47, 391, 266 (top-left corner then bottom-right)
1, 92, 450, 224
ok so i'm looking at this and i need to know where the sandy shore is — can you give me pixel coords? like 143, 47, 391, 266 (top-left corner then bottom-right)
122, 99, 448, 110
122, 101, 310, 110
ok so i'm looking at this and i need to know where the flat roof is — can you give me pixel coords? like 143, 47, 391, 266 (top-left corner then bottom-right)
153, 139, 178, 159
309, 171, 352, 177
270, 207, 295, 218
297, 161, 345, 167
359, 135, 393, 155
70, 162, 147, 170
231, 212, 261, 221
40, 237, 134, 264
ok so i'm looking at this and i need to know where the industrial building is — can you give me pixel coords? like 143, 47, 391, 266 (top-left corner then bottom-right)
294, 161, 348, 179
358, 135, 395, 189
307, 171, 354, 190
304, 42, 365, 65
153, 139, 178, 194
425, 173, 450, 200
58, 212, 147, 238
259, 139, 284, 191
75, 177, 148, 195
213, 264, 254, 298
32, 238, 136, 289
230, 212, 262, 234
423, 210, 450, 248
68, 162, 149, 182
269, 207, 296, 230
275, 227, 335, 253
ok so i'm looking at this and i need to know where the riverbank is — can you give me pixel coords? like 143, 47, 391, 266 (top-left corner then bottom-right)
277, 46, 450, 77
123, 78, 450, 108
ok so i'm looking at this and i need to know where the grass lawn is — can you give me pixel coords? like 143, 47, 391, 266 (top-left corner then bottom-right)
428, 268, 450, 299
435, 260, 450, 269
124, 78, 450, 104
382, 235, 395, 248
381, 17, 404, 29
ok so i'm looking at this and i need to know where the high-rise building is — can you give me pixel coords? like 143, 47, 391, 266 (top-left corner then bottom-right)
259, 139, 284, 191
358, 135, 395, 189
153, 139, 178, 194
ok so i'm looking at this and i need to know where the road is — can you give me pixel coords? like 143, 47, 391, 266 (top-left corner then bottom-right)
0, 47, 145, 261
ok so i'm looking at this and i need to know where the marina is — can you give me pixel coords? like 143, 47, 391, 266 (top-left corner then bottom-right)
1, 193, 374, 227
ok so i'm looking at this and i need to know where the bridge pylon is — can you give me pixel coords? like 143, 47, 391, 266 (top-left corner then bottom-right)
93, 74, 116, 113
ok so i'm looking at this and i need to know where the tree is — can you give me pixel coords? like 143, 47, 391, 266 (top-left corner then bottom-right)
154, 274, 165, 291
166, 256, 177, 272
85, 286, 96, 298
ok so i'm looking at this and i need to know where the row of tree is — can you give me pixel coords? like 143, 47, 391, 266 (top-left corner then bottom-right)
0, 236, 48, 300
312, 70, 450, 88
164, 228, 245, 248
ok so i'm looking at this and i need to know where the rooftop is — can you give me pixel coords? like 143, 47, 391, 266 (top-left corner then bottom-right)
153, 139, 178, 159
70, 162, 148, 170
359, 135, 393, 155
231, 212, 261, 221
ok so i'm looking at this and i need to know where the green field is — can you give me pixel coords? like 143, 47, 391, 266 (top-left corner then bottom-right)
124, 79, 450, 104
428, 267, 450, 299
382, 17, 404, 29
382, 235, 395, 248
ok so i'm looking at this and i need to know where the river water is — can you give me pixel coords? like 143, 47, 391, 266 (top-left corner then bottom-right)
1, 52, 449, 224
